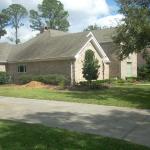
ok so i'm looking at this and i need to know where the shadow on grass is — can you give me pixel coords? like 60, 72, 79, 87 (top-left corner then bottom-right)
63, 86, 150, 109
0, 109, 150, 149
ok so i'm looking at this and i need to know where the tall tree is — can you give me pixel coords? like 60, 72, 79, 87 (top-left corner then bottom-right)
30, 0, 69, 32
82, 50, 100, 85
29, 10, 44, 32
2, 4, 28, 44
0, 12, 8, 39
113, 0, 150, 59
84, 24, 101, 31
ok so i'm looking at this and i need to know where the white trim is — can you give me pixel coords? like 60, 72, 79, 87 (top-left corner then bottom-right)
86, 31, 95, 38
89, 32, 110, 63
70, 61, 75, 85
90, 37, 110, 63
75, 32, 110, 63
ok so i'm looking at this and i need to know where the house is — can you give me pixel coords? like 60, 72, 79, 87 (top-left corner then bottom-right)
0, 28, 137, 84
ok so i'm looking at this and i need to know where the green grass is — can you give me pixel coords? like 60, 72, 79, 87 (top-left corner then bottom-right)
0, 120, 149, 150
0, 85, 150, 109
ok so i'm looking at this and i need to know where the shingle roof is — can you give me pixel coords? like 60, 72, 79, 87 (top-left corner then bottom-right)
0, 43, 13, 63
0, 28, 116, 63
8, 31, 89, 62
100, 42, 119, 62
92, 28, 115, 43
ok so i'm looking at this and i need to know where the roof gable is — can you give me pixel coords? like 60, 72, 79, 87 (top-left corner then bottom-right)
75, 32, 110, 63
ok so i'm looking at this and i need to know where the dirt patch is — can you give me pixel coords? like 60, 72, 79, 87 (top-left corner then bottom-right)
22, 81, 57, 89
0, 82, 59, 89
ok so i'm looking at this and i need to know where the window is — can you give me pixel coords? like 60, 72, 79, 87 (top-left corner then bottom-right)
18, 65, 26, 73
127, 62, 132, 77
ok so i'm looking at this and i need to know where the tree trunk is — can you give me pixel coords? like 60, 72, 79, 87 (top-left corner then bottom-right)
15, 27, 18, 44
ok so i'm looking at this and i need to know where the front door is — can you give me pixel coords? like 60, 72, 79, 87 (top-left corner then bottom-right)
127, 62, 132, 77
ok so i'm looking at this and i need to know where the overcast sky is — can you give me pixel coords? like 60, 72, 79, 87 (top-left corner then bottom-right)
0, 0, 123, 43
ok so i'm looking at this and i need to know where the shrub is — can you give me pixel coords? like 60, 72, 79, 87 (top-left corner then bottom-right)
126, 77, 137, 83
94, 79, 113, 84
138, 56, 150, 81
78, 80, 110, 90
58, 80, 65, 89
138, 65, 150, 81
19, 74, 70, 85
0, 72, 9, 84
19, 75, 33, 84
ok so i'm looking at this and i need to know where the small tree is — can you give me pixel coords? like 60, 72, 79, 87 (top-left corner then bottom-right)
82, 50, 100, 85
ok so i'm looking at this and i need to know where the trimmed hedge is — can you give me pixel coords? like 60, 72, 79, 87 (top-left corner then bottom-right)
79, 77, 137, 88
0, 72, 9, 84
78, 80, 111, 90
19, 74, 70, 85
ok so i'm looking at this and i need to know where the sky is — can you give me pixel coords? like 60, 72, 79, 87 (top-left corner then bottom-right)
0, 0, 124, 43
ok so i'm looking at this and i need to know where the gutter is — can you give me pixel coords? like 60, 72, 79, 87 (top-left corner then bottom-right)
7, 57, 76, 64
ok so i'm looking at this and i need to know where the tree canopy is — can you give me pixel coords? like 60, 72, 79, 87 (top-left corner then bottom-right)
29, 10, 44, 32
0, 12, 8, 39
113, 0, 150, 59
30, 0, 70, 32
2, 4, 28, 44
84, 24, 101, 31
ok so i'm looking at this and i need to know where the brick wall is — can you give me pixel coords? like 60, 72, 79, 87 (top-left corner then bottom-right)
7, 60, 72, 82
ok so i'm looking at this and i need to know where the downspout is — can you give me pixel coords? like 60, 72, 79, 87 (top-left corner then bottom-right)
102, 62, 105, 80
71, 60, 75, 85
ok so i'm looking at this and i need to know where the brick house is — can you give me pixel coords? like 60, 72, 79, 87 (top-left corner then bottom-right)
0, 28, 137, 84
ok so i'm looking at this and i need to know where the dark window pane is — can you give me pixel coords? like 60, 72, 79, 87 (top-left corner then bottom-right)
18, 65, 26, 73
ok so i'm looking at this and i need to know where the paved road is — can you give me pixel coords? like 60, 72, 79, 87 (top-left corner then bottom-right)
0, 96, 150, 147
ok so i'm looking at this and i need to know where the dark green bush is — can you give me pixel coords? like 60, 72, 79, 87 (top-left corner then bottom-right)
80, 79, 112, 86
19, 74, 70, 85
138, 56, 150, 81
79, 80, 110, 90
138, 65, 150, 81
0, 72, 9, 84
116, 79, 125, 84
126, 77, 137, 83
19, 75, 33, 84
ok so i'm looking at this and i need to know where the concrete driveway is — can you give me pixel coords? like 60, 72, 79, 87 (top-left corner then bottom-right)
0, 96, 150, 147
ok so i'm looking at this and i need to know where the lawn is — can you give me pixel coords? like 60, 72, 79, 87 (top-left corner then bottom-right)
0, 84, 150, 109
0, 120, 149, 150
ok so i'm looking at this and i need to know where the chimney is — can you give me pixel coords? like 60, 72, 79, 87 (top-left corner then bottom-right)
44, 26, 48, 31
40, 26, 49, 33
